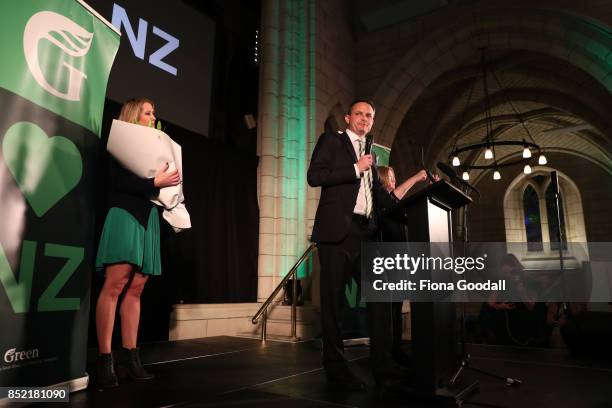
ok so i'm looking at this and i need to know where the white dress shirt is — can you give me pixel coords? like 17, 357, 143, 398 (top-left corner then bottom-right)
346, 129, 371, 216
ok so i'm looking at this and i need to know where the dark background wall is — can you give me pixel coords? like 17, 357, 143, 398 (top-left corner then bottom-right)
89, 0, 261, 346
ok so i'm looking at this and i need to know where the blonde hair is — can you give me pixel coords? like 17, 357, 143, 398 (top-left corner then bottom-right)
377, 166, 395, 191
118, 97, 155, 124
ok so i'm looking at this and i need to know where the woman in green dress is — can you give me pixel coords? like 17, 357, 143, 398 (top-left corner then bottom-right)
95, 98, 180, 388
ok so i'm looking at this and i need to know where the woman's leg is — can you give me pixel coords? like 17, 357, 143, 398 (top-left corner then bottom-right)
120, 271, 149, 349
96, 263, 132, 353
116, 271, 154, 380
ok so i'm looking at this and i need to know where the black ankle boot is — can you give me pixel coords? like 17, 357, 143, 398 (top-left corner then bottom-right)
96, 353, 118, 389
116, 347, 154, 380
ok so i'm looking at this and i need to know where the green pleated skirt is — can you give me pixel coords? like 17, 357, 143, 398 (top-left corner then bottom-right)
95, 206, 161, 276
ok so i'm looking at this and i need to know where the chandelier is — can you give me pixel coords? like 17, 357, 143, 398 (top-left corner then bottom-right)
448, 49, 548, 181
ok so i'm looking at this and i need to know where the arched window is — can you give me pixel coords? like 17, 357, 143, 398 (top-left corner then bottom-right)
523, 185, 543, 251
504, 170, 586, 260
545, 184, 567, 250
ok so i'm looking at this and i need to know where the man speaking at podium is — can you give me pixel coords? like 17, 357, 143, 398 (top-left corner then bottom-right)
308, 100, 429, 391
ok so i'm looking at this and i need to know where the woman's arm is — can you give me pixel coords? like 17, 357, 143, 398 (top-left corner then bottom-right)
392, 169, 429, 200
109, 160, 180, 196
110, 159, 158, 196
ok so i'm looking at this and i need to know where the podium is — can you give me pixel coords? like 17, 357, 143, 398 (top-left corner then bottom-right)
389, 180, 472, 398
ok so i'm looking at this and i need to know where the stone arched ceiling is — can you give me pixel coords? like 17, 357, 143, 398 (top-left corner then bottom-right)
388, 49, 612, 184
359, 5, 612, 186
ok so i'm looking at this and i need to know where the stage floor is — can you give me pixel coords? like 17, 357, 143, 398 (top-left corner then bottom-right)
55, 336, 612, 407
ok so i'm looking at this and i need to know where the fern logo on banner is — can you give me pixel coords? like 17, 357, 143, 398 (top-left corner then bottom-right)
23, 11, 93, 101
0, 3, 119, 136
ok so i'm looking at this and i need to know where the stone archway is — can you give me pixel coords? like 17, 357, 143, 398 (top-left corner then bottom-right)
369, 7, 612, 149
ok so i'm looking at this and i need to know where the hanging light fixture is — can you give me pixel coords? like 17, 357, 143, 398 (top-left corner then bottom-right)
462, 171, 470, 181
522, 141, 532, 158
447, 48, 547, 178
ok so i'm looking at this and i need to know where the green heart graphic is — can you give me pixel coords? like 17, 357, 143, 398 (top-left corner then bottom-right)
3, 121, 82, 217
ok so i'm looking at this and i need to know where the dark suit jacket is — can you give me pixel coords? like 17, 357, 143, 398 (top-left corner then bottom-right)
307, 131, 396, 243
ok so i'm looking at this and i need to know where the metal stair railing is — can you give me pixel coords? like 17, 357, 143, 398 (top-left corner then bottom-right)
252, 243, 316, 342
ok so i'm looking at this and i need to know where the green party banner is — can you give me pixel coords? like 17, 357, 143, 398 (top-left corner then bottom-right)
0, 0, 119, 390
0, 1, 118, 137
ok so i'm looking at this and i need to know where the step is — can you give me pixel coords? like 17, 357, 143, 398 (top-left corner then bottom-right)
233, 333, 306, 343
263, 304, 317, 322
238, 318, 318, 341
168, 303, 319, 341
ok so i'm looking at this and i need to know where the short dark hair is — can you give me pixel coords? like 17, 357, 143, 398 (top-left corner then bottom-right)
348, 99, 375, 115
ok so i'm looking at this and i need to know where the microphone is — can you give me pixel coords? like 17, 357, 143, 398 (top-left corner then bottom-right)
436, 162, 480, 195
365, 133, 373, 155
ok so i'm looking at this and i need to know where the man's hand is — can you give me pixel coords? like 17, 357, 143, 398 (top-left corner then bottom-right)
356, 154, 373, 173
154, 162, 180, 188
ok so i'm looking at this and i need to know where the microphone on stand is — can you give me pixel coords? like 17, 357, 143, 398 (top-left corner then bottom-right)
420, 146, 436, 184
437, 162, 480, 196
404, 139, 435, 183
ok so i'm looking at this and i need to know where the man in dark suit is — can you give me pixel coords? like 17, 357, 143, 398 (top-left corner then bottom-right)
308, 100, 429, 391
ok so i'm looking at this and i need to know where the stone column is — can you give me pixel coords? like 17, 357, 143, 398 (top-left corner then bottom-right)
257, 0, 317, 301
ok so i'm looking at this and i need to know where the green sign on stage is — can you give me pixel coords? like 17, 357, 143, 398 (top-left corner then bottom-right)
0, 1, 118, 136
0, 0, 119, 389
